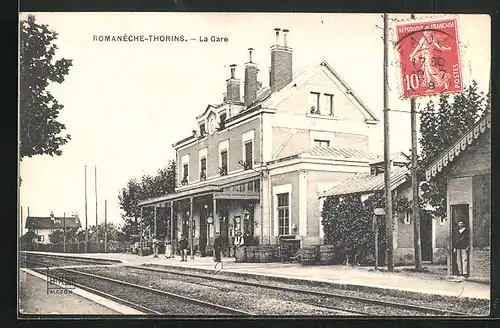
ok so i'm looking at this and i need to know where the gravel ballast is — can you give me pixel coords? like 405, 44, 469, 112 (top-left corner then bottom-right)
141, 264, 489, 316
73, 266, 359, 316
74, 266, 477, 316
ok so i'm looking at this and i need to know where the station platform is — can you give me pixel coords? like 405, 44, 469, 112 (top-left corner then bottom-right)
18, 269, 142, 315
21, 251, 490, 301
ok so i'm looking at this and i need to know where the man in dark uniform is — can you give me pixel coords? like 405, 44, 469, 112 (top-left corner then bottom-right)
199, 232, 207, 257
453, 220, 470, 276
179, 235, 189, 262
213, 232, 222, 263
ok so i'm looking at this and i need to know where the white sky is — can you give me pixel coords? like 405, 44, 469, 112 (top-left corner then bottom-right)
18, 13, 490, 233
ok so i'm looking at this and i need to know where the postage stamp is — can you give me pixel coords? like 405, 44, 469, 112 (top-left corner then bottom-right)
395, 18, 463, 98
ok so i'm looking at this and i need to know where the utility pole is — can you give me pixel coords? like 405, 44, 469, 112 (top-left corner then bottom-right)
20, 206, 23, 238
85, 165, 88, 253
63, 212, 66, 253
410, 13, 423, 272
140, 206, 143, 255
383, 13, 394, 271
104, 199, 107, 253
95, 166, 99, 250
154, 204, 157, 239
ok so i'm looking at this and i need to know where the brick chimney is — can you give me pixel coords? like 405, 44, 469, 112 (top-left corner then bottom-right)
226, 64, 241, 103
270, 28, 293, 93
244, 48, 259, 107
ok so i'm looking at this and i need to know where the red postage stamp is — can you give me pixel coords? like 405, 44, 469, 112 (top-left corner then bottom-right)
395, 18, 463, 98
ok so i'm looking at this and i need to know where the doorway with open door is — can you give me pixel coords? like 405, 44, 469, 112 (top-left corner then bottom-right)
420, 211, 433, 262
219, 202, 230, 256
450, 204, 470, 276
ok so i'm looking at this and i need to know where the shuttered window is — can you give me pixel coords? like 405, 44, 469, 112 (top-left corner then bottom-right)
244, 141, 253, 168
324, 94, 334, 116
309, 92, 320, 114
200, 157, 207, 180
220, 150, 228, 175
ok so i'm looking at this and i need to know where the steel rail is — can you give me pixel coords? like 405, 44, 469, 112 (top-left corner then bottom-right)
129, 265, 469, 316
54, 267, 255, 316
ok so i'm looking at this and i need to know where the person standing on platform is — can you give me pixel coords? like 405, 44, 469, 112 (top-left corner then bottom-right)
213, 232, 222, 263
453, 220, 470, 277
152, 237, 159, 258
233, 230, 244, 259
199, 232, 207, 257
165, 236, 172, 259
179, 235, 189, 262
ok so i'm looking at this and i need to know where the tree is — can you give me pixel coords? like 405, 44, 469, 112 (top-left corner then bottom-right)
48, 229, 65, 244
88, 223, 126, 243
20, 14, 73, 160
419, 81, 487, 218
48, 228, 78, 244
321, 191, 411, 266
118, 161, 176, 240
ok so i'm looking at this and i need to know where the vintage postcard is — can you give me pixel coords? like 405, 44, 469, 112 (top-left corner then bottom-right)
18, 12, 491, 317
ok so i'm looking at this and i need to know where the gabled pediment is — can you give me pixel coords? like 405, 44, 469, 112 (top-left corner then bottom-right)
260, 59, 379, 123
196, 104, 218, 121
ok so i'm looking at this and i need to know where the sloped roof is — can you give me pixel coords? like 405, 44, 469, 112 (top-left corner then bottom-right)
320, 166, 410, 198
425, 113, 491, 181
26, 216, 82, 230
257, 60, 379, 122
299, 146, 379, 162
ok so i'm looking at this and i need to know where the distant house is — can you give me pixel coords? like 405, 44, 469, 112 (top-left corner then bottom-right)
425, 113, 491, 280
25, 214, 82, 244
320, 152, 447, 265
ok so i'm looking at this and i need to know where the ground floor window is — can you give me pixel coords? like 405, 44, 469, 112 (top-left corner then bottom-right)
277, 192, 290, 235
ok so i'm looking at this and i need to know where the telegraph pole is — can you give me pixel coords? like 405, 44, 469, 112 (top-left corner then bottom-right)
104, 199, 107, 253
85, 165, 88, 253
20, 206, 23, 238
95, 166, 99, 249
383, 13, 394, 271
410, 13, 423, 271
63, 212, 66, 253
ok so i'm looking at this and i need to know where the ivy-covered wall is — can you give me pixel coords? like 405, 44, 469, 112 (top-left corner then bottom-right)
321, 190, 412, 265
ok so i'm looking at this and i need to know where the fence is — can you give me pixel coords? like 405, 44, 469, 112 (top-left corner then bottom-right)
19, 241, 129, 253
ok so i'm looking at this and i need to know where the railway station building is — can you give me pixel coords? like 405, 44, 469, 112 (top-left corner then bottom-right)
425, 113, 491, 280
139, 29, 381, 255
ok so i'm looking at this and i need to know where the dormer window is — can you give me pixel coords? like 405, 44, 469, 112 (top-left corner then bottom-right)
219, 113, 227, 130
199, 123, 206, 137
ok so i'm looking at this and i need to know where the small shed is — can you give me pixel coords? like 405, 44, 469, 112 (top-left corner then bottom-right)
425, 113, 491, 280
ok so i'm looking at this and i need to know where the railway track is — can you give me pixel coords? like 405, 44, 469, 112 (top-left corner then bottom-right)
124, 264, 470, 316
19, 254, 474, 316
28, 263, 254, 316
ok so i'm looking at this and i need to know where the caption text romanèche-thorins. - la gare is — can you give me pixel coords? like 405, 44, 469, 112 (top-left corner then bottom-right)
92, 34, 229, 43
